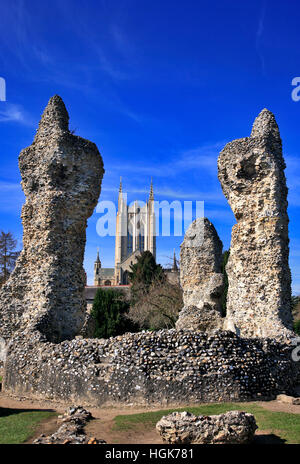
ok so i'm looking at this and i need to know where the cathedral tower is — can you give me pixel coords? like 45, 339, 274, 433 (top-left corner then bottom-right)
114, 179, 156, 284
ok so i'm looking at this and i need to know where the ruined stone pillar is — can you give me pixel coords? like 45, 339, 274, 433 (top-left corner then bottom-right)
0, 95, 104, 344
218, 109, 293, 339
176, 217, 224, 332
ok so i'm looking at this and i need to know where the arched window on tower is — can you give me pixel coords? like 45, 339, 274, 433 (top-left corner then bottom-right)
123, 270, 129, 285
127, 222, 133, 255
140, 223, 145, 252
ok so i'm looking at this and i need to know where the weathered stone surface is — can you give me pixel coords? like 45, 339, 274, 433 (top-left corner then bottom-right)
156, 410, 257, 444
276, 394, 300, 405
1, 98, 299, 409
33, 406, 106, 444
0, 95, 104, 346
218, 109, 293, 340
176, 218, 224, 332
3, 329, 297, 407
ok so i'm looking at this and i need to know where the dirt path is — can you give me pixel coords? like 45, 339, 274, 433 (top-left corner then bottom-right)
1, 392, 300, 444
258, 400, 300, 414
0, 392, 167, 444
24, 415, 60, 444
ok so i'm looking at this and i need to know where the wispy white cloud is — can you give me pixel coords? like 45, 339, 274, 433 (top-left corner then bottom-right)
107, 141, 226, 179
0, 103, 34, 126
0, 1, 141, 123
110, 23, 135, 58
102, 183, 224, 202
177, 142, 226, 173
96, 50, 133, 81
0, 105, 23, 123
32, 46, 54, 66
153, 187, 224, 202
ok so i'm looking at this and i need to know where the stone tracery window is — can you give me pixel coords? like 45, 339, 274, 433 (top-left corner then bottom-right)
127, 222, 133, 254
140, 223, 145, 252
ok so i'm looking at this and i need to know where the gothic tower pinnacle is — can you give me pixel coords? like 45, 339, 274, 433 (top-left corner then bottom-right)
149, 177, 154, 201
94, 247, 102, 285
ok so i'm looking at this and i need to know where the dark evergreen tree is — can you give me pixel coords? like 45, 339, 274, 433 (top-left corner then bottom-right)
128, 251, 165, 302
294, 320, 300, 336
91, 288, 136, 339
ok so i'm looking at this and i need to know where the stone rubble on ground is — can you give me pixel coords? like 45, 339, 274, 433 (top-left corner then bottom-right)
156, 410, 257, 444
33, 406, 106, 444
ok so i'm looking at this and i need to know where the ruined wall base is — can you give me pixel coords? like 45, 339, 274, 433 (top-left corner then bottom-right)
3, 329, 298, 407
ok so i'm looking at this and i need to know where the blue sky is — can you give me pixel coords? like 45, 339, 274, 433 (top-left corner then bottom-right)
0, 0, 300, 291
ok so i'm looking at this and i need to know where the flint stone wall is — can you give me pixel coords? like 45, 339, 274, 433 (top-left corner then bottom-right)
3, 329, 297, 407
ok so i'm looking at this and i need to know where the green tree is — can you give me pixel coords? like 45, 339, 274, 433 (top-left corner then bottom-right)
0, 231, 19, 287
292, 295, 300, 335
294, 319, 300, 336
221, 250, 230, 317
91, 288, 136, 339
128, 251, 165, 302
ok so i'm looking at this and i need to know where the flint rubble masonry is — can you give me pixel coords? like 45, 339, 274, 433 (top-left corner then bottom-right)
176, 218, 224, 332
218, 109, 294, 340
1, 99, 298, 406
0, 95, 104, 347
4, 329, 297, 406
156, 410, 257, 444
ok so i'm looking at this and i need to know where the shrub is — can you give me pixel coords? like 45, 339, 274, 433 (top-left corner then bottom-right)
294, 319, 300, 336
91, 288, 136, 339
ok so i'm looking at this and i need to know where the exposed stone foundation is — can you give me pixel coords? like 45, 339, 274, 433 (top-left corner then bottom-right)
3, 329, 297, 407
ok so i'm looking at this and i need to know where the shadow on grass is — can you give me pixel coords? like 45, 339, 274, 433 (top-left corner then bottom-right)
253, 434, 286, 444
0, 407, 55, 418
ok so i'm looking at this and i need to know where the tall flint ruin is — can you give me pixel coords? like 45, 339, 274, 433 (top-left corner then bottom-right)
218, 109, 293, 340
0, 95, 104, 349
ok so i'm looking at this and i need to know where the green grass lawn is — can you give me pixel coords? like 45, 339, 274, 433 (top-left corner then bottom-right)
0, 408, 57, 444
113, 403, 300, 444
